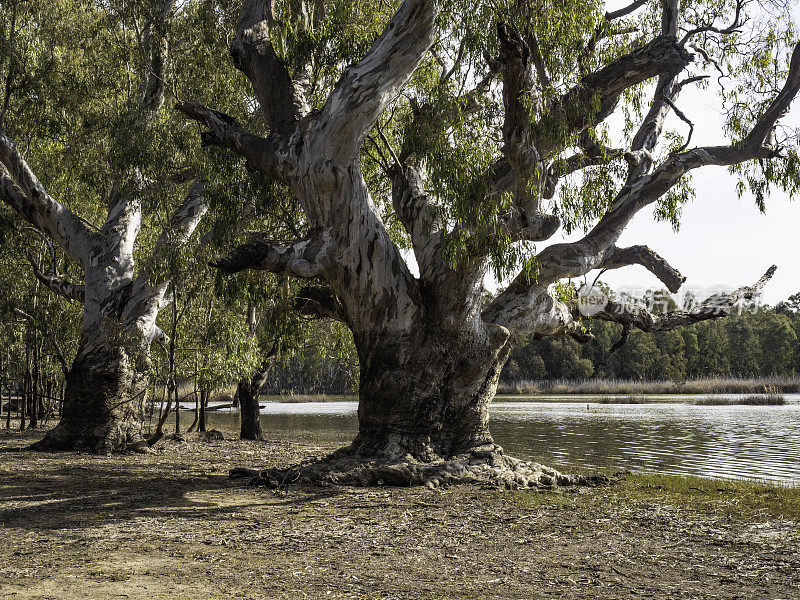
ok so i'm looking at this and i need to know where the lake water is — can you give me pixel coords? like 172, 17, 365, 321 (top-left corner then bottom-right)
202, 395, 800, 485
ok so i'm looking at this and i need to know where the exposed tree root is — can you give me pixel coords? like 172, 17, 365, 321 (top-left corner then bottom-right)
229, 444, 613, 489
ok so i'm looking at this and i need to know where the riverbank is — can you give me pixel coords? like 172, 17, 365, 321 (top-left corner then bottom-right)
1, 426, 798, 599
497, 375, 800, 396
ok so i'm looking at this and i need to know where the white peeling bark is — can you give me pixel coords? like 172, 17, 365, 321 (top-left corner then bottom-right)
0, 133, 95, 268
1, 139, 207, 453
308, 0, 440, 162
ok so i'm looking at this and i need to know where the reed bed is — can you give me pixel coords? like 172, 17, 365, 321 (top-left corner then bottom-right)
497, 376, 800, 396
694, 394, 787, 406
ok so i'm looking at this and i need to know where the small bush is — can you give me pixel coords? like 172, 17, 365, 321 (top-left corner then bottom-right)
596, 396, 649, 404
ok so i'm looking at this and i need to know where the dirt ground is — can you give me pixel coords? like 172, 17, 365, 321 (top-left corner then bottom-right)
1, 425, 798, 600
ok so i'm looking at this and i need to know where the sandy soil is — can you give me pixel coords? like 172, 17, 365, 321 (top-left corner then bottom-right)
1, 425, 798, 600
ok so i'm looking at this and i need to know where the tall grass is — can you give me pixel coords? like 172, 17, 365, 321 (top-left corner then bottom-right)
694, 394, 786, 406
496, 376, 800, 396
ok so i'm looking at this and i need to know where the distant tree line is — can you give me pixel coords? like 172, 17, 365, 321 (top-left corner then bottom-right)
502, 292, 800, 383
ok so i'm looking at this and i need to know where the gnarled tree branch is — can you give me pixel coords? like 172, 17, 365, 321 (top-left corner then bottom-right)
230, 0, 307, 135
389, 163, 443, 281
26, 252, 86, 303
213, 229, 326, 278
142, 0, 176, 111
123, 177, 209, 338
599, 244, 686, 293
175, 102, 291, 180
531, 34, 692, 160
591, 265, 776, 348
0, 131, 95, 267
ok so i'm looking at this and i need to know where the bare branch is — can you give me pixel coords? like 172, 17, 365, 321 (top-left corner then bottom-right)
101, 191, 142, 269
23, 228, 86, 303
525, 31, 550, 88
592, 265, 777, 340
489, 21, 561, 246
599, 245, 686, 293
659, 96, 694, 151
123, 177, 209, 341
605, 0, 648, 22
679, 0, 746, 45
744, 41, 800, 150
625, 0, 685, 180
529, 40, 800, 288
27, 257, 85, 303
175, 102, 291, 180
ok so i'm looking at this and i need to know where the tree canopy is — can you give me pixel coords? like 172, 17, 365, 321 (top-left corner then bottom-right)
2, 0, 799, 483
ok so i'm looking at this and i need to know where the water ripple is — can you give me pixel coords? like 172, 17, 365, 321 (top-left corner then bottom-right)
207, 398, 800, 485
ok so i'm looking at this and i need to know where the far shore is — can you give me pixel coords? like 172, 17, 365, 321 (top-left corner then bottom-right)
245, 376, 800, 404
495, 376, 800, 396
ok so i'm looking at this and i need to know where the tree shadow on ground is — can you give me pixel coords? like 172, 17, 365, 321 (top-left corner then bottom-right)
0, 428, 347, 533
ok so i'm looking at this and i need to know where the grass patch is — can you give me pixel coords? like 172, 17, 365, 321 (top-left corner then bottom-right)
613, 472, 800, 519
506, 472, 800, 520
589, 473, 791, 519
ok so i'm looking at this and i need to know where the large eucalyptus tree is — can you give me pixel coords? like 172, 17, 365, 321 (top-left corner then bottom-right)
0, 0, 210, 452
182, 0, 798, 486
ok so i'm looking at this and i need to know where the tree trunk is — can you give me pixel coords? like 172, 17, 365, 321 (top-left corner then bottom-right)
238, 371, 267, 441
349, 319, 510, 462
187, 382, 200, 433
31, 336, 149, 454
198, 388, 208, 433
19, 364, 26, 431
232, 318, 579, 489
29, 337, 39, 429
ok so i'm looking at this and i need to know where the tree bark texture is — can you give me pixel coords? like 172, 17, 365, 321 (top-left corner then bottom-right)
31, 336, 149, 453
351, 317, 509, 461
237, 376, 264, 441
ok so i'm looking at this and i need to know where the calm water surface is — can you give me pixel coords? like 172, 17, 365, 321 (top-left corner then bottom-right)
205, 395, 800, 485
